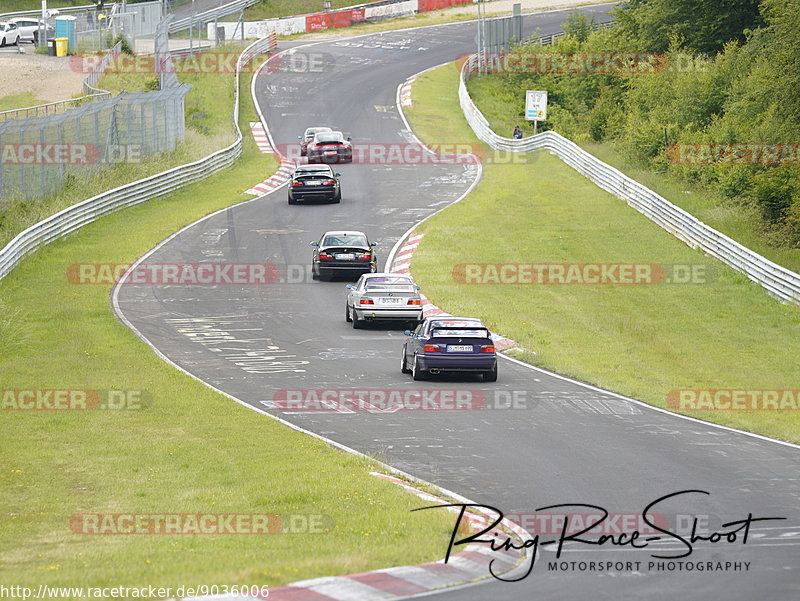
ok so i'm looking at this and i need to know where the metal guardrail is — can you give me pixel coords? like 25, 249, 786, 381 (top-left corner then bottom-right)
0, 35, 274, 282
458, 54, 800, 305
83, 40, 123, 95
169, 0, 260, 33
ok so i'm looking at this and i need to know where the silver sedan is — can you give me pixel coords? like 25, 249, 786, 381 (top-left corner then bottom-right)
345, 273, 423, 329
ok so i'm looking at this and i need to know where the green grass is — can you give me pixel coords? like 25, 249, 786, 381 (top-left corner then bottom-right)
0, 60, 454, 589
406, 64, 800, 444
0, 92, 38, 112
466, 77, 800, 275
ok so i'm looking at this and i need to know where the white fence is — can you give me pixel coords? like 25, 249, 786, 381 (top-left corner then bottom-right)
0, 35, 273, 282
458, 55, 800, 305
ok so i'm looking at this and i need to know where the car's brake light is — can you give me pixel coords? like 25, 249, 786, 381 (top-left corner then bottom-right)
360, 298, 374, 305
407, 299, 421, 305
291, 181, 303, 186
423, 344, 439, 352
319, 253, 333, 259
322, 179, 336, 185
480, 345, 495, 353
356, 253, 371, 260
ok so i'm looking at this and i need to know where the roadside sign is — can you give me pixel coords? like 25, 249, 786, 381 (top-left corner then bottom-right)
525, 90, 547, 121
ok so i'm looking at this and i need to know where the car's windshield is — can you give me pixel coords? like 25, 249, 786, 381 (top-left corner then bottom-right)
0, 24, 6, 31
315, 133, 344, 143
323, 234, 367, 247
297, 167, 331, 175
431, 328, 490, 338
365, 277, 412, 286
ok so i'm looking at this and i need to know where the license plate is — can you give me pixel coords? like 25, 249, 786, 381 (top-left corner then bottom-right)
379, 297, 404, 304
447, 345, 473, 352
325, 150, 337, 154
335, 253, 355, 260
305, 180, 321, 185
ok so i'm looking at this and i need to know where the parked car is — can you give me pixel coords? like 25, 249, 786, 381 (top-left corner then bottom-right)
288, 164, 341, 204
8, 17, 52, 43
307, 131, 352, 164
345, 273, 422, 329
298, 126, 332, 156
401, 317, 497, 381
310, 231, 377, 281
0, 22, 21, 47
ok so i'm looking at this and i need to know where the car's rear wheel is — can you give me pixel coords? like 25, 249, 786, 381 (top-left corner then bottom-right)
345, 304, 352, 322
483, 365, 498, 382
401, 349, 411, 374
331, 191, 341, 203
412, 356, 427, 381
352, 309, 363, 329
288, 196, 296, 205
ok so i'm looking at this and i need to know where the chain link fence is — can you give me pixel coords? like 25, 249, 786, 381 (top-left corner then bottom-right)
0, 14, 190, 201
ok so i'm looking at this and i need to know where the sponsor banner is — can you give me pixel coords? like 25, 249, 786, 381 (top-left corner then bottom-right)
667, 143, 800, 166
207, 16, 306, 40
365, 0, 418, 19
306, 9, 366, 32
666, 389, 800, 411
66, 263, 279, 285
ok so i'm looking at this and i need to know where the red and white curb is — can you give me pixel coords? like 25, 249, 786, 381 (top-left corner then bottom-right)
399, 77, 415, 108
390, 233, 519, 351
249, 122, 274, 154
180, 473, 528, 601
245, 122, 296, 196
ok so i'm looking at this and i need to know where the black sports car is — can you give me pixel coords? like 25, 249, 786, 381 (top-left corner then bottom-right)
288, 165, 341, 204
311, 231, 377, 281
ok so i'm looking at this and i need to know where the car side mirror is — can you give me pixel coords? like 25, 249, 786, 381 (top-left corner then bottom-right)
404, 330, 412, 336
370, 242, 377, 247
298, 135, 303, 139
415, 285, 421, 290
345, 285, 352, 289
310, 241, 318, 246
335, 173, 341, 177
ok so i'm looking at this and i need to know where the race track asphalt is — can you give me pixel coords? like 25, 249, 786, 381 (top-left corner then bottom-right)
114, 5, 800, 599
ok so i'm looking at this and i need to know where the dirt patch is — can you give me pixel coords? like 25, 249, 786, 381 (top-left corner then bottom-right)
0, 49, 86, 105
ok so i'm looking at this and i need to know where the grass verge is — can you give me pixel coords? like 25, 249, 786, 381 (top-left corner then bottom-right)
466, 78, 800, 275
406, 63, 800, 444
0, 59, 454, 588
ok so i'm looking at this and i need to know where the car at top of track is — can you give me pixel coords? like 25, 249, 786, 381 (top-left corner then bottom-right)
288, 164, 341, 204
298, 126, 332, 156
345, 273, 422, 329
401, 317, 497, 382
311, 231, 377, 281
307, 131, 352, 164
0, 21, 21, 46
